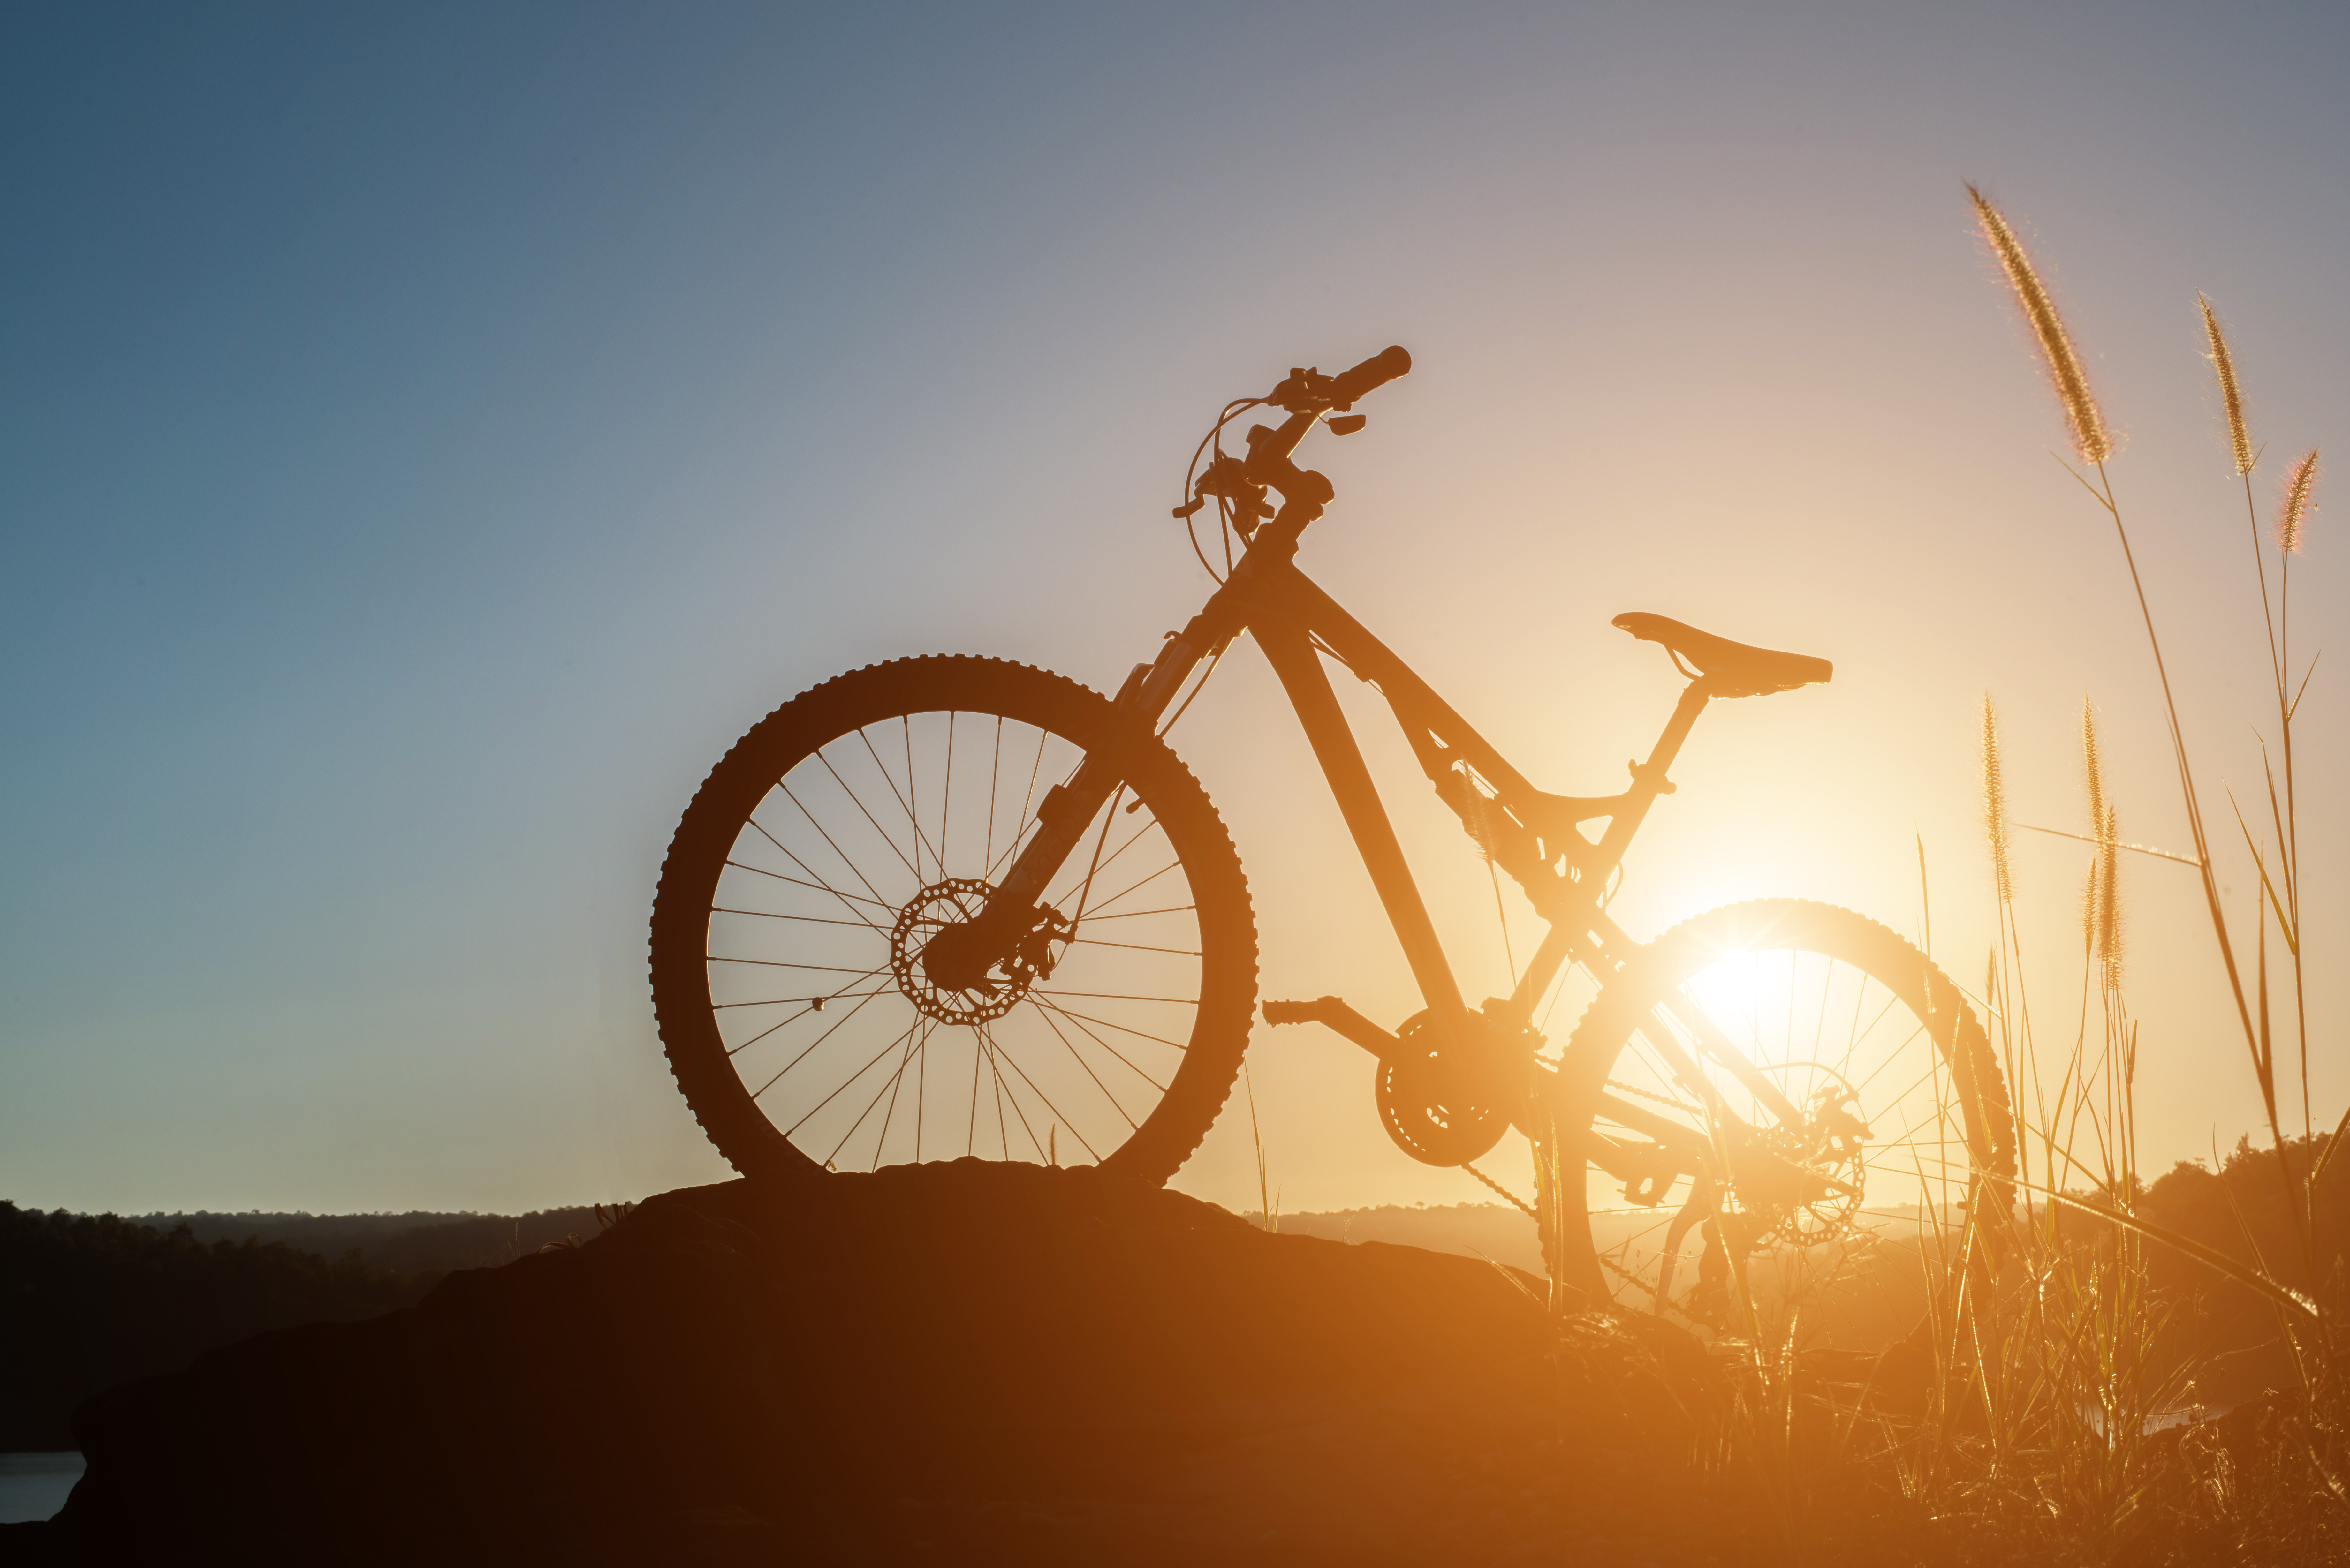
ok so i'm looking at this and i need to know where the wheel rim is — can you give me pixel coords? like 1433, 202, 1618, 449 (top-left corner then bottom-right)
699, 707, 1206, 1172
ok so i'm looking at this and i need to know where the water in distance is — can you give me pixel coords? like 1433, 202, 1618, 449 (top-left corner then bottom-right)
0, 1452, 84, 1524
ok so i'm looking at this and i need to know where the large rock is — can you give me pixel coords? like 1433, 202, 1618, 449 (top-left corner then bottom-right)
12, 1161, 1725, 1565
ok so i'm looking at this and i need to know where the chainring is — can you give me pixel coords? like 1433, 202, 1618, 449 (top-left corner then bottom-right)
1375, 1010, 1512, 1167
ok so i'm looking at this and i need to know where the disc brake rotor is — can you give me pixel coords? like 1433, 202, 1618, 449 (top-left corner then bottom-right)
890, 878, 1059, 1026
1722, 1061, 1869, 1244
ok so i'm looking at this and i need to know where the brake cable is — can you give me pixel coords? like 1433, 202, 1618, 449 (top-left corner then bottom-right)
1179, 396, 1266, 584
1155, 643, 1225, 740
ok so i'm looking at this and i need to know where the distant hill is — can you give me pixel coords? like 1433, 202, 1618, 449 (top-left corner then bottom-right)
125, 1207, 629, 1278
1274, 1201, 1545, 1273
2, 1201, 636, 1450
13, 1135, 2342, 1452
2, 1204, 420, 1450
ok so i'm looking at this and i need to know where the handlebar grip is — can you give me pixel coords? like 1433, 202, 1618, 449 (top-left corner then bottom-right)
1329, 345, 1411, 407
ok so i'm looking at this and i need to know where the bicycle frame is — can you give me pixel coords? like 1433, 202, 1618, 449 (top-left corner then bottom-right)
1200, 542, 1686, 1036
983, 520, 1810, 1191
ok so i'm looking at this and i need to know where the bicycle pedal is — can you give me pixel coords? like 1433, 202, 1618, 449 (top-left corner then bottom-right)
1262, 998, 1336, 1025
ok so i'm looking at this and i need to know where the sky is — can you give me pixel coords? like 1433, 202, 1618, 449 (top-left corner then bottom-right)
4, 0, 2346, 1220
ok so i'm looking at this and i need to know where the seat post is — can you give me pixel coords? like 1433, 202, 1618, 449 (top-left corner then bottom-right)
1594, 681, 1714, 867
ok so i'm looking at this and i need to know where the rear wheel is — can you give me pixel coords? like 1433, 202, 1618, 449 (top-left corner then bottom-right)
649, 656, 1258, 1183
1550, 900, 2016, 1307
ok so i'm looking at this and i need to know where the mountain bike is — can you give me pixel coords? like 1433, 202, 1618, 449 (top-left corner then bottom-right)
648, 346, 2017, 1304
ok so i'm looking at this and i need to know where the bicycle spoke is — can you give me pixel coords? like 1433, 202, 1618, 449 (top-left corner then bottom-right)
854, 722, 944, 884
724, 858, 896, 911
1031, 988, 1200, 1005
713, 908, 882, 930
967, 1027, 984, 1157
977, 1021, 1047, 1161
998, 728, 1051, 881
1029, 994, 1170, 1094
902, 717, 922, 881
1071, 856, 1186, 917
776, 784, 893, 908
817, 749, 922, 885
791, 1016, 922, 1141
709, 957, 884, 975
984, 716, 1003, 872
983, 1029, 1102, 1162
1044, 816, 1164, 908
1834, 990, 1909, 1083
1065, 936, 1202, 956
740, 826, 900, 935
872, 1016, 935, 1168
1049, 809, 1156, 894
1809, 958, 1834, 1062
723, 998, 841, 1061
715, 984, 891, 1010
1022, 999, 1190, 1052
1848, 1021, 1933, 1099
940, 712, 954, 880
741, 974, 894, 1074
1028, 1002, 1142, 1130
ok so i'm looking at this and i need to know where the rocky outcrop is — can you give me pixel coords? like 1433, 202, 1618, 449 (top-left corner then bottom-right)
11, 1161, 1726, 1565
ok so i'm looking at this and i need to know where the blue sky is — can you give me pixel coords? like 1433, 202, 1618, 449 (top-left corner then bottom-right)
5, 1, 2347, 1215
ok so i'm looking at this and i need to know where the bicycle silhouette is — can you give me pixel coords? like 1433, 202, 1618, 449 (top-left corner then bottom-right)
649, 347, 2016, 1305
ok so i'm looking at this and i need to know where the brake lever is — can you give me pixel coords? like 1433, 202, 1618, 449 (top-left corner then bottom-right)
1266, 366, 1338, 414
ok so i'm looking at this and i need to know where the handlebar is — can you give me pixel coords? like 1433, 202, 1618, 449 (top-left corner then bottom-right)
1266, 345, 1413, 415
1177, 343, 1414, 553
1329, 345, 1412, 408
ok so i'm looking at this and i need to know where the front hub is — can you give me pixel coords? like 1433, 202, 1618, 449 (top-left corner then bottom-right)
893, 879, 1025, 1024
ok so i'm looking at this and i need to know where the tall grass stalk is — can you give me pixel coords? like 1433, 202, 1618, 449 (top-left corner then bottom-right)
1967, 188, 2344, 1522
1244, 1065, 1279, 1234
1972, 189, 2321, 1292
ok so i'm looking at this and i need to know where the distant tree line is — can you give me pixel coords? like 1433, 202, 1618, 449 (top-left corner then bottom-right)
0, 1200, 628, 1451
121, 1205, 619, 1278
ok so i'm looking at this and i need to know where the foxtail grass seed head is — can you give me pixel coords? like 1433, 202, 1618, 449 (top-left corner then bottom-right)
2081, 697, 2107, 837
2098, 803, 2124, 991
2080, 860, 2100, 957
2199, 294, 2254, 478
1981, 694, 2014, 905
2277, 449, 2318, 554
2081, 697, 2107, 955
1969, 185, 2115, 465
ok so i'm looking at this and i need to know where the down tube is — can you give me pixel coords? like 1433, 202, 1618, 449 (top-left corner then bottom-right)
1248, 618, 1470, 1029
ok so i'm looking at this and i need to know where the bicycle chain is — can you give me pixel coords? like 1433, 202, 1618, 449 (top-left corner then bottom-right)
1458, 1084, 1699, 1222
1459, 1160, 1539, 1221
1597, 1251, 1653, 1292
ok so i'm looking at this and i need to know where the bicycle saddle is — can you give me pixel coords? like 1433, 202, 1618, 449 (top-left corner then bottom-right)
1612, 612, 1832, 697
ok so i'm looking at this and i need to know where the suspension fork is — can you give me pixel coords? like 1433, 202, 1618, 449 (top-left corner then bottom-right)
982, 589, 1239, 930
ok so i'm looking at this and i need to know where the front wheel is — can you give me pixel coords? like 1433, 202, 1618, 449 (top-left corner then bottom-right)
649, 656, 1259, 1184
1548, 900, 2017, 1306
